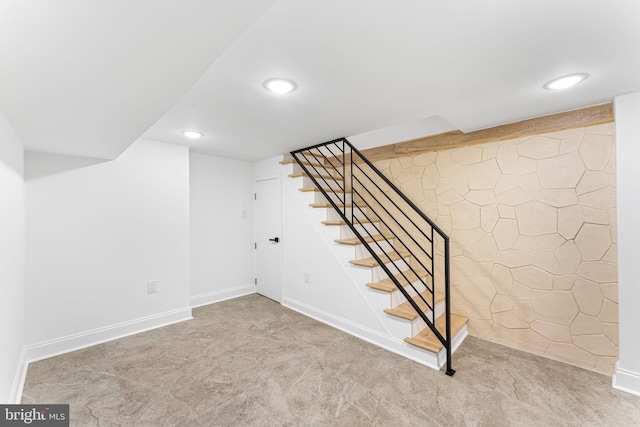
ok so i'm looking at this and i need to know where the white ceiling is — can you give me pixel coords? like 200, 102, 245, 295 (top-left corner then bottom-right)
1, 0, 639, 161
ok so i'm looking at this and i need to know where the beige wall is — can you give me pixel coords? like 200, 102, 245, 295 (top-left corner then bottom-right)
373, 123, 617, 374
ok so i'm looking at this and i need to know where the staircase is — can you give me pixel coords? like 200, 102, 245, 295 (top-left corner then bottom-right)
281, 138, 468, 375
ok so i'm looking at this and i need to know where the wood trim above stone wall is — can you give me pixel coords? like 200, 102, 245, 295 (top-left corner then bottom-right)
360, 103, 614, 162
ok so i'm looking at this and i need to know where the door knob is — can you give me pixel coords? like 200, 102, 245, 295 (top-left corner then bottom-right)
268, 237, 280, 243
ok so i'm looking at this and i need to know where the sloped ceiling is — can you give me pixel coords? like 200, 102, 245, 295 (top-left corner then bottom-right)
1, 0, 639, 161
0, 0, 276, 159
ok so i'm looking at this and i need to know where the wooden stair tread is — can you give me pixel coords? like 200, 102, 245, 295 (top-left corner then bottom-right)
299, 187, 352, 193
349, 251, 410, 268
289, 172, 343, 181
384, 291, 445, 320
309, 203, 366, 209
404, 314, 468, 353
366, 269, 430, 292
293, 151, 330, 159
335, 234, 393, 245
280, 159, 324, 167
322, 218, 379, 226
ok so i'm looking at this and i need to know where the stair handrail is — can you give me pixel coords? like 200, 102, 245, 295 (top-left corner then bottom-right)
291, 137, 455, 376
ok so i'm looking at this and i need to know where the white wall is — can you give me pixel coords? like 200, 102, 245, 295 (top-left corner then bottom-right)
280, 172, 388, 330
190, 153, 254, 306
0, 109, 25, 403
255, 156, 367, 316
613, 91, 640, 396
24, 139, 191, 360
253, 155, 283, 180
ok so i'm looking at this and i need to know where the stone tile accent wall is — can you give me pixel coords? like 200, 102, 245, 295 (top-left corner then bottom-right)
373, 123, 617, 374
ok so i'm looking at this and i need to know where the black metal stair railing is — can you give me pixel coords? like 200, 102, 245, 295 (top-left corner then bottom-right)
291, 138, 456, 376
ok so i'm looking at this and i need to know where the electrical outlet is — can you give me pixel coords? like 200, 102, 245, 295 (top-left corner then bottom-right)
304, 273, 310, 284
147, 280, 157, 294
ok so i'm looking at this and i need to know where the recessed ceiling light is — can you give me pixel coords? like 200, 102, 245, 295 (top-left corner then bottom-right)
181, 130, 203, 139
544, 73, 589, 90
263, 78, 297, 94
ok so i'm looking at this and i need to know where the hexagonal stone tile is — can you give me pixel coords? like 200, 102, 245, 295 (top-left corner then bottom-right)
497, 249, 535, 268
535, 189, 578, 208
601, 283, 618, 303
478, 234, 498, 259
579, 134, 613, 171
389, 158, 403, 179
451, 146, 482, 164
530, 290, 578, 325
531, 320, 571, 343
572, 278, 604, 316
435, 152, 453, 177
573, 334, 618, 357
513, 235, 536, 252
466, 190, 496, 206
496, 144, 519, 173
491, 295, 513, 313
518, 173, 541, 194
599, 299, 618, 323
560, 136, 583, 154
460, 276, 496, 307
508, 301, 534, 323
515, 201, 557, 236
537, 152, 585, 189
495, 174, 518, 194
517, 136, 560, 159
553, 275, 576, 290
576, 261, 617, 283
603, 323, 619, 344
491, 264, 513, 295
558, 205, 584, 240
512, 265, 554, 290
576, 171, 609, 195
412, 151, 437, 166
553, 241, 582, 275
514, 329, 551, 354
496, 187, 534, 205
575, 224, 611, 261
421, 164, 439, 190
493, 218, 518, 250
467, 159, 501, 189
579, 187, 616, 210
480, 205, 499, 232
493, 311, 529, 329
498, 205, 516, 219
450, 200, 481, 230
536, 234, 566, 252
535, 252, 564, 275
545, 343, 596, 369
439, 188, 464, 205
462, 302, 492, 320
570, 314, 603, 335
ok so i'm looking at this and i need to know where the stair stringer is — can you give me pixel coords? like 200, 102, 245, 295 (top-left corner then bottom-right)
280, 162, 462, 369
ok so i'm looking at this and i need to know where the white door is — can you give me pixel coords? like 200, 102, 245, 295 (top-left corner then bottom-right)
255, 177, 282, 302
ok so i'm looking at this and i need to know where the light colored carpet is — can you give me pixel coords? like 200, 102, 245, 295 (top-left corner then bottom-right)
22, 294, 640, 426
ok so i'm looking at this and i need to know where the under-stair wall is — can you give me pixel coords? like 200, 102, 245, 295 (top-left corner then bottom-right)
276, 156, 466, 369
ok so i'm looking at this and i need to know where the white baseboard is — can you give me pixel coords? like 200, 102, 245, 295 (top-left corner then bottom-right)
282, 297, 464, 371
190, 284, 255, 308
613, 362, 640, 397
9, 349, 27, 404
23, 307, 193, 366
